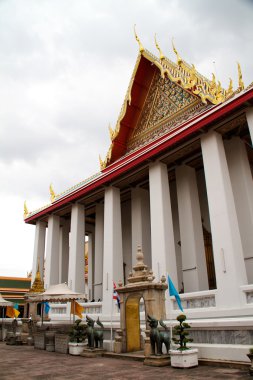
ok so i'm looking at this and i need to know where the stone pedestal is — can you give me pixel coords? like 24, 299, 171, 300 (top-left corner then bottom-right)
45, 331, 55, 352
81, 348, 105, 357
114, 329, 123, 354
34, 332, 46, 350
55, 333, 69, 354
144, 355, 170, 367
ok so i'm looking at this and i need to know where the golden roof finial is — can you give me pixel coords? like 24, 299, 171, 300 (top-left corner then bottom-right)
24, 200, 29, 219
154, 34, 165, 61
99, 155, 106, 171
172, 38, 183, 66
226, 78, 233, 98
134, 25, 144, 54
49, 183, 56, 203
108, 123, 115, 141
237, 62, 244, 91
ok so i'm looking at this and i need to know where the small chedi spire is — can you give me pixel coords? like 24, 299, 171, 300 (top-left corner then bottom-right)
128, 246, 155, 284
49, 183, 56, 203
134, 25, 145, 54
29, 263, 45, 293
24, 200, 29, 219
154, 34, 165, 61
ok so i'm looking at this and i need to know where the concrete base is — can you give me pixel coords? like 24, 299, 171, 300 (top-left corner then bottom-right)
46, 343, 55, 352
170, 348, 198, 368
81, 348, 105, 358
144, 355, 170, 367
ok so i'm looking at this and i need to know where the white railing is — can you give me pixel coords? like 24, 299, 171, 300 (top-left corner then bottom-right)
171, 289, 217, 310
240, 284, 253, 304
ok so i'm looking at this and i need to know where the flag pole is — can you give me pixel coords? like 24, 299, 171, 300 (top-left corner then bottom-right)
110, 281, 114, 352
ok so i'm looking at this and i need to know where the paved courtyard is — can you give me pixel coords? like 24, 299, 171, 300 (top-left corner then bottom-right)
0, 343, 250, 380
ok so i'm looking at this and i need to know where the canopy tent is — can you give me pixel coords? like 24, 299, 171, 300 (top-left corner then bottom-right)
29, 283, 87, 302
27, 283, 87, 323
0, 293, 13, 341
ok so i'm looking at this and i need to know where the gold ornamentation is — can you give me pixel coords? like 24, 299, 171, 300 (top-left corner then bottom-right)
226, 78, 233, 98
172, 39, 183, 66
49, 183, 56, 203
237, 62, 244, 91
29, 263, 45, 293
154, 34, 165, 61
134, 25, 144, 54
99, 155, 106, 171
108, 123, 115, 141
24, 201, 29, 219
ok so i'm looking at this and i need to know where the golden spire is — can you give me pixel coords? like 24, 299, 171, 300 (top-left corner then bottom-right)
134, 25, 144, 54
237, 62, 244, 91
29, 263, 45, 293
172, 38, 183, 66
108, 123, 115, 141
99, 155, 106, 171
24, 201, 29, 219
49, 183, 56, 203
226, 78, 233, 98
154, 34, 165, 61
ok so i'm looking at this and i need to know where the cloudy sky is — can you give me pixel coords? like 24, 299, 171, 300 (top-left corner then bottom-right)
0, 0, 253, 277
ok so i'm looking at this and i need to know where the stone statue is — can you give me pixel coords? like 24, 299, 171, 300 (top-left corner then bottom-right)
12, 318, 18, 336
147, 315, 170, 355
86, 315, 104, 349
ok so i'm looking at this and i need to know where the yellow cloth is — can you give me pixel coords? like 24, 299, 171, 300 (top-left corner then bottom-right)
71, 301, 84, 319
6, 306, 20, 318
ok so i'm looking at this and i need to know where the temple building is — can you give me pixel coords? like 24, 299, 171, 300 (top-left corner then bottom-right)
24, 35, 253, 360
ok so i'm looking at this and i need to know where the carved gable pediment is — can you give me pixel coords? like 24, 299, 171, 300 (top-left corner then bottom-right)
127, 70, 204, 152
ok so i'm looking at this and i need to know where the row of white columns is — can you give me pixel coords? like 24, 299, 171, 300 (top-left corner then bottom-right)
32, 109, 253, 313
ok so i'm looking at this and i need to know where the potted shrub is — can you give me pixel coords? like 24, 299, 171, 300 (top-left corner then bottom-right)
247, 347, 253, 376
68, 319, 86, 355
169, 314, 198, 368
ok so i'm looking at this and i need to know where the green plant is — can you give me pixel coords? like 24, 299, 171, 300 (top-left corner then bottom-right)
69, 319, 86, 343
172, 314, 193, 351
249, 347, 253, 355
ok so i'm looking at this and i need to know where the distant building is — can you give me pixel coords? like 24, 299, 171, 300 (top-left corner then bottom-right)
0, 276, 31, 317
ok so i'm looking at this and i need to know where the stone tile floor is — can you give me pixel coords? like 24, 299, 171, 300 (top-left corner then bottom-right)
0, 343, 250, 380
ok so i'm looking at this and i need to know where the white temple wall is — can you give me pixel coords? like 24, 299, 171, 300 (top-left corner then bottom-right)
225, 137, 253, 284
121, 199, 132, 285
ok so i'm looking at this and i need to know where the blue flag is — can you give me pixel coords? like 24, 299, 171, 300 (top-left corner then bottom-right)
42, 302, 50, 314
13, 303, 19, 310
168, 275, 184, 312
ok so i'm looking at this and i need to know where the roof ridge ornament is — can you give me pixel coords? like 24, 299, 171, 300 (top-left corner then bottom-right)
134, 25, 144, 54
172, 38, 183, 66
237, 62, 244, 91
24, 200, 29, 219
50, 183, 56, 203
154, 34, 165, 61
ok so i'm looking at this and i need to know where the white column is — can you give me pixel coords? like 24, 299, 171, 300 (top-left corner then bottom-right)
44, 215, 60, 289
102, 187, 123, 314
246, 108, 253, 143
32, 221, 46, 282
94, 203, 104, 301
176, 165, 208, 292
225, 137, 253, 283
122, 200, 132, 285
59, 221, 69, 284
201, 131, 247, 308
88, 233, 93, 300
149, 161, 178, 287
131, 187, 151, 269
68, 204, 85, 293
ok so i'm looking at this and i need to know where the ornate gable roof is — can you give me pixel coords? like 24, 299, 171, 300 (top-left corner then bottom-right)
100, 38, 244, 169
